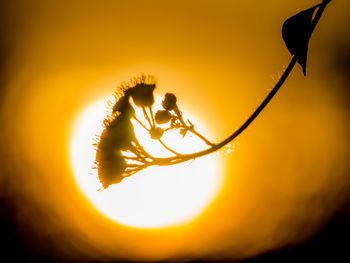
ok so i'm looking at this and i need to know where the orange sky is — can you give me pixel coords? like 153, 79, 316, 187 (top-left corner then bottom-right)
1, 0, 349, 261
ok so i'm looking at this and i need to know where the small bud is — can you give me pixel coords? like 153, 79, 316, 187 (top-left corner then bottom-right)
155, 110, 172, 124
162, 93, 177, 111
150, 127, 164, 140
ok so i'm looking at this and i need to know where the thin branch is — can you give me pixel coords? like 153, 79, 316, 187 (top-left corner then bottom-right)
311, 0, 331, 33
133, 116, 149, 131
124, 156, 148, 162
134, 115, 181, 156
158, 139, 181, 156
97, 0, 331, 189
188, 124, 215, 146
148, 106, 156, 127
174, 105, 214, 146
142, 107, 153, 128
146, 0, 331, 167
151, 56, 297, 165
131, 140, 154, 159
124, 165, 148, 177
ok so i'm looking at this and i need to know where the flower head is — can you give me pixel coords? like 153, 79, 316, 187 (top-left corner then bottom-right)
124, 75, 157, 107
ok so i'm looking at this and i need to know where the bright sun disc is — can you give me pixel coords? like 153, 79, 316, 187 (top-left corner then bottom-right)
69, 97, 221, 228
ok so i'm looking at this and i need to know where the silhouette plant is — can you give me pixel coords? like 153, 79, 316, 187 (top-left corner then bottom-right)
95, 0, 332, 189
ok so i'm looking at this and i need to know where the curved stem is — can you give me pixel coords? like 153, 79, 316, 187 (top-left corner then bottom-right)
152, 56, 297, 165
147, 0, 331, 167
174, 105, 214, 146
158, 139, 181, 156
311, 0, 331, 32
188, 126, 215, 146
110, 0, 331, 182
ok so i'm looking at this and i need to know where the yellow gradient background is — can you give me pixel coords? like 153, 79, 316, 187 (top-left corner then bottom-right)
1, 0, 349, 261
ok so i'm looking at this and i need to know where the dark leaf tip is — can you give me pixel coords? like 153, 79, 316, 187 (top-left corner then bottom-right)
282, 4, 320, 75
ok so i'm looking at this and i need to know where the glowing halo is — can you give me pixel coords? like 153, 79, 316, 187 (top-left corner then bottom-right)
69, 97, 222, 228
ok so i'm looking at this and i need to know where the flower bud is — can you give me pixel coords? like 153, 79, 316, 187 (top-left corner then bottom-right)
155, 110, 172, 124
162, 93, 177, 111
150, 127, 164, 140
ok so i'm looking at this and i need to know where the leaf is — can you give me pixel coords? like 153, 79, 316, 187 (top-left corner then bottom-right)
282, 4, 320, 75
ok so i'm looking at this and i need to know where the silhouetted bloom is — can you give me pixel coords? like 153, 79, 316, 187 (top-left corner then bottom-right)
95, 114, 134, 188
122, 75, 157, 107
101, 114, 136, 150
128, 83, 155, 107
96, 76, 160, 189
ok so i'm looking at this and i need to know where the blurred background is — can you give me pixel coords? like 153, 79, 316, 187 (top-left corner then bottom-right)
1, 0, 349, 262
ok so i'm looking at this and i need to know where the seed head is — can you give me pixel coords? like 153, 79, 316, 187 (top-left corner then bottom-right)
124, 75, 157, 107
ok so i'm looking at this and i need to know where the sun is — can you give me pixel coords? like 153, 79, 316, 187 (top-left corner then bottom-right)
69, 97, 222, 229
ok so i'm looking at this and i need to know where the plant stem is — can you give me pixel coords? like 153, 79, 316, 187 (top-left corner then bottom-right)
142, 107, 153, 128
158, 139, 181, 156
148, 106, 156, 127
174, 105, 214, 146
311, 1, 332, 33
119, 0, 331, 181
133, 116, 149, 131
134, 114, 180, 155
188, 126, 215, 146
152, 56, 297, 165
147, 0, 331, 167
